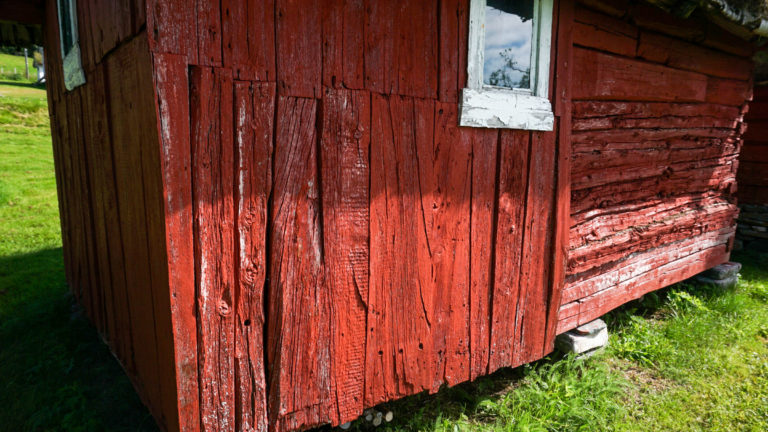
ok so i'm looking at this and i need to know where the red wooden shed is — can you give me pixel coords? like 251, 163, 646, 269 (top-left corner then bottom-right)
1, 0, 763, 431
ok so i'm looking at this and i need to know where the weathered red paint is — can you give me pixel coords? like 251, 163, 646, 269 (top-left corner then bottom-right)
31, 0, 756, 431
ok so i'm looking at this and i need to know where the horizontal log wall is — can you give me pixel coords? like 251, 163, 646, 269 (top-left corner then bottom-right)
558, 0, 749, 332
147, 0, 573, 430
43, 0, 179, 430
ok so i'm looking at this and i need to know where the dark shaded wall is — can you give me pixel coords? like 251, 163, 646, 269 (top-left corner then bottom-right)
737, 84, 768, 247
42, 0, 180, 430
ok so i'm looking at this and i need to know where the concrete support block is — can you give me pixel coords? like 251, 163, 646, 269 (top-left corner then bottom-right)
556, 319, 608, 356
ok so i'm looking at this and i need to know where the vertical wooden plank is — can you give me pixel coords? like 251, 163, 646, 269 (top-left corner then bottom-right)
514, 131, 557, 364
43, 0, 64, 104
276, 0, 322, 98
74, 0, 95, 71
488, 131, 530, 372
320, 88, 370, 423
123, 36, 184, 432
153, 52, 199, 432
267, 96, 332, 432
545, 0, 574, 350
106, 39, 163, 417
322, 0, 365, 89
365, 1, 439, 98
146, 0, 198, 63
439, 0, 469, 102
197, 0, 223, 66
191, 66, 236, 431
366, 94, 435, 406
424, 103, 472, 387
222, 0, 276, 81
468, 128, 498, 380
81, 69, 118, 351
132, 0, 147, 35
93, 63, 135, 376
233, 81, 274, 432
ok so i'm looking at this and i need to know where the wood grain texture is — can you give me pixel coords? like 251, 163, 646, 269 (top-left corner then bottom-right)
468, 128, 499, 380
560, 2, 746, 334
322, 0, 365, 89
233, 81, 274, 432
267, 96, 332, 432
146, 0, 197, 62
364, 1, 439, 98
573, 48, 708, 102
320, 88, 370, 423
196, 0, 223, 66
276, 0, 322, 98
106, 37, 163, 418
190, 66, 236, 431
546, 0, 574, 352
223, 0, 276, 81
488, 131, 529, 372
421, 102, 472, 388
153, 52, 199, 432
366, 94, 436, 405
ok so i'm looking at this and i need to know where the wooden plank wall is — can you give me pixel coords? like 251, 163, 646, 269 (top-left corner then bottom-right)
557, 0, 751, 333
145, 0, 573, 430
739, 85, 768, 205
43, 0, 180, 431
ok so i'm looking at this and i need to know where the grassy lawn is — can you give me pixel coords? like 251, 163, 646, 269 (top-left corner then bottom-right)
0, 52, 41, 84
0, 79, 766, 431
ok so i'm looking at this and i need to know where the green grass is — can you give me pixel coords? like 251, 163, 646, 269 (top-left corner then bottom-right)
1, 80, 767, 431
0, 82, 157, 431
0, 52, 41, 83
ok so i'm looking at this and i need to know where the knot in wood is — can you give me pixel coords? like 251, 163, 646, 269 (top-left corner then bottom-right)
218, 299, 231, 316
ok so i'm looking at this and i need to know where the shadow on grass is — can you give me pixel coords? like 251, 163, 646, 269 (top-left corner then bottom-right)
0, 79, 45, 89
0, 248, 157, 432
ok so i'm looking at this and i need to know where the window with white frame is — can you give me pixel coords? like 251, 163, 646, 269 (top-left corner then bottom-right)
460, 0, 554, 131
57, 0, 85, 91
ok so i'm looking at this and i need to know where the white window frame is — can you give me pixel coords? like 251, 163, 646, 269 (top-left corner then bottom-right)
460, 0, 554, 131
57, 0, 86, 91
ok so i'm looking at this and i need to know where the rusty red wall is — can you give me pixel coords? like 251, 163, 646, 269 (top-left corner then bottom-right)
45, 0, 756, 431
147, 0, 573, 431
558, 0, 751, 332
43, 0, 180, 430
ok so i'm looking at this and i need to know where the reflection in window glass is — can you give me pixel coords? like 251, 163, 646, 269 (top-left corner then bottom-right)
58, 0, 75, 57
483, 0, 534, 89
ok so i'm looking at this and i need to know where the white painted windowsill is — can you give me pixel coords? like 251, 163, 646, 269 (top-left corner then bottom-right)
459, 88, 554, 131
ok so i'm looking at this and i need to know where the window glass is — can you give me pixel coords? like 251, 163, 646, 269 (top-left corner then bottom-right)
483, 0, 534, 89
58, 0, 75, 56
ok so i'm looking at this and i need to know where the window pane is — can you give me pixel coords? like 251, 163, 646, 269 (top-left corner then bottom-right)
483, 0, 534, 89
58, 0, 75, 56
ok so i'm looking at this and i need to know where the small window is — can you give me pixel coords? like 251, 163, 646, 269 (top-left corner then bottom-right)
57, 0, 85, 90
460, 0, 554, 131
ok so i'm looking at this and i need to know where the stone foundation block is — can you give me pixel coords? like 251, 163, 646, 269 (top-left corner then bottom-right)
556, 319, 608, 356
701, 262, 741, 280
